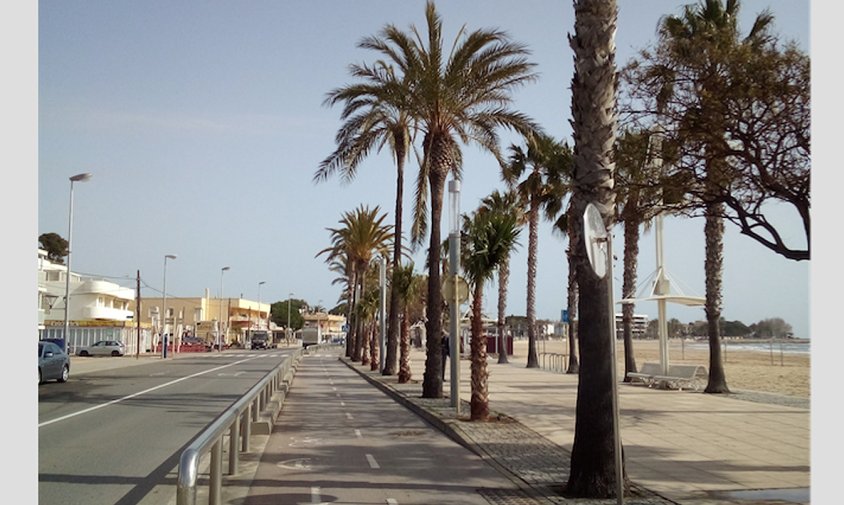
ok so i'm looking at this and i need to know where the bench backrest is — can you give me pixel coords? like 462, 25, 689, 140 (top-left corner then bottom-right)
667, 364, 707, 379
638, 362, 663, 375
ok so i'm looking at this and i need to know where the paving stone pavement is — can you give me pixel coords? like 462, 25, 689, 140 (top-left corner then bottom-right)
337, 346, 810, 505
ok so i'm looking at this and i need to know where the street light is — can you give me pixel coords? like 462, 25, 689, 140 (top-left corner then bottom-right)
63, 172, 92, 353
257, 281, 266, 332
161, 254, 177, 358
219, 266, 230, 351
448, 178, 460, 413
287, 292, 293, 343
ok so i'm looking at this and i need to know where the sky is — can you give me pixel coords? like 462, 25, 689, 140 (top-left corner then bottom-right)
6, 0, 839, 500
31, 0, 812, 339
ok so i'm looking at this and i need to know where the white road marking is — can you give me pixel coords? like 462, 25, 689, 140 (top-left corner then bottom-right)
346, 412, 354, 420
355, 429, 362, 438
277, 458, 312, 470
366, 454, 380, 469
311, 486, 320, 503
387, 499, 399, 505
39, 357, 261, 428
340, 401, 345, 407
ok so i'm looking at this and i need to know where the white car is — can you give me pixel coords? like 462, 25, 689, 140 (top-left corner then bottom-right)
76, 340, 126, 357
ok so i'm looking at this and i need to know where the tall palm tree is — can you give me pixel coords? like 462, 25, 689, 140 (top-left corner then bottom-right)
503, 133, 573, 368
477, 190, 524, 364
461, 209, 521, 421
358, 1, 540, 398
317, 205, 393, 362
317, 62, 414, 377
656, 0, 774, 394
566, 0, 626, 498
392, 263, 424, 383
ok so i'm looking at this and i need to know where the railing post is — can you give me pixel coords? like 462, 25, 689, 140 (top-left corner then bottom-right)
210, 439, 223, 505
229, 415, 239, 475
241, 406, 251, 452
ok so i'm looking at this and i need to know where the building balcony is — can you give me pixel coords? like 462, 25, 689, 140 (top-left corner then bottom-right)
82, 305, 134, 321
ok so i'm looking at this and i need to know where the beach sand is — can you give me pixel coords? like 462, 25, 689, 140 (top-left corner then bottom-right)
510, 337, 810, 399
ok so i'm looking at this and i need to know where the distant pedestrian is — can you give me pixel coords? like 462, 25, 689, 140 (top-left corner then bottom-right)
442, 336, 450, 381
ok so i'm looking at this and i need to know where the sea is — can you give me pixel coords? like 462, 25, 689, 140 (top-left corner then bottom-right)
685, 340, 810, 356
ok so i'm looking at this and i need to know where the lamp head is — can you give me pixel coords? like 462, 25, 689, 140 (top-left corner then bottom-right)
222, 266, 230, 272
70, 172, 93, 182
165, 254, 177, 260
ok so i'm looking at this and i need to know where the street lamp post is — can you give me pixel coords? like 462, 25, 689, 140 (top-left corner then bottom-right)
219, 266, 230, 351
257, 281, 266, 332
287, 293, 293, 344
63, 172, 92, 354
448, 179, 461, 413
162, 254, 177, 358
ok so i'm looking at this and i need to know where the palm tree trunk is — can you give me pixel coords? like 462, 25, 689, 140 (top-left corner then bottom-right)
398, 312, 412, 383
384, 146, 406, 376
526, 197, 539, 368
566, 0, 626, 497
346, 269, 358, 359
370, 320, 379, 371
497, 260, 510, 363
354, 272, 367, 362
422, 157, 448, 399
704, 203, 730, 393
621, 210, 640, 381
470, 282, 489, 421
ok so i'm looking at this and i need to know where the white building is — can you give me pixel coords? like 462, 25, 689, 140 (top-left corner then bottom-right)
615, 313, 649, 339
38, 249, 148, 353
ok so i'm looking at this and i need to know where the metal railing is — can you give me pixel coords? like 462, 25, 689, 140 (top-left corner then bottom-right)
176, 345, 329, 505
539, 352, 568, 373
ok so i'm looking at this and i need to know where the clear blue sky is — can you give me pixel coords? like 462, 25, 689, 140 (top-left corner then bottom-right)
5, 1, 838, 500
32, 0, 811, 338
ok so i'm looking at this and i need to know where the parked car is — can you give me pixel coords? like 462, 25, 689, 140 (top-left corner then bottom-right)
76, 340, 126, 357
181, 336, 212, 351
39, 341, 70, 384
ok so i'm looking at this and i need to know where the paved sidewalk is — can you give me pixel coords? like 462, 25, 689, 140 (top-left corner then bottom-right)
339, 347, 809, 505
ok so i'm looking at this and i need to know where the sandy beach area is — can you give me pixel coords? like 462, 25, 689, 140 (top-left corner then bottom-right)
509, 337, 810, 398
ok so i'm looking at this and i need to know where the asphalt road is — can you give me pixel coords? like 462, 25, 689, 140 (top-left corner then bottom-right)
38, 349, 294, 505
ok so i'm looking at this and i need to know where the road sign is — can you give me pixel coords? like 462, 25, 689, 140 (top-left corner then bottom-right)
562, 309, 569, 323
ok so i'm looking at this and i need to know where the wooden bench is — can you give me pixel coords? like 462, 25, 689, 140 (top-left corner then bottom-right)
626, 362, 708, 391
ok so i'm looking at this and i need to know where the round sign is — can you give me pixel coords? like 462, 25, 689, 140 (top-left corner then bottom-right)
583, 203, 608, 279
441, 275, 469, 305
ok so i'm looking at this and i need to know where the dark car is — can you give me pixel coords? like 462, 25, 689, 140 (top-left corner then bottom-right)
39, 341, 70, 385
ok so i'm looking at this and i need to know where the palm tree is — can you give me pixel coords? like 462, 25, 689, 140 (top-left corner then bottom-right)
503, 133, 573, 368
477, 190, 524, 364
613, 129, 664, 381
317, 61, 414, 377
317, 205, 393, 362
357, 1, 540, 398
461, 209, 521, 421
655, 0, 774, 394
392, 262, 424, 383
566, 0, 626, 498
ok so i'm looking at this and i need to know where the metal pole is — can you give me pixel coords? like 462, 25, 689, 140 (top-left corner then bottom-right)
162, 255, 176, 358
219, 267, 229, 351
448, 179, 461, 414
287, 293, 293, 343
63, 172, 92, 353
379, 257, 386, 373
606, 234, 624, 505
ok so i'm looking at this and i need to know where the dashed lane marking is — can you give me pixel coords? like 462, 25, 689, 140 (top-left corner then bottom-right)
366, 454, 380, 469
